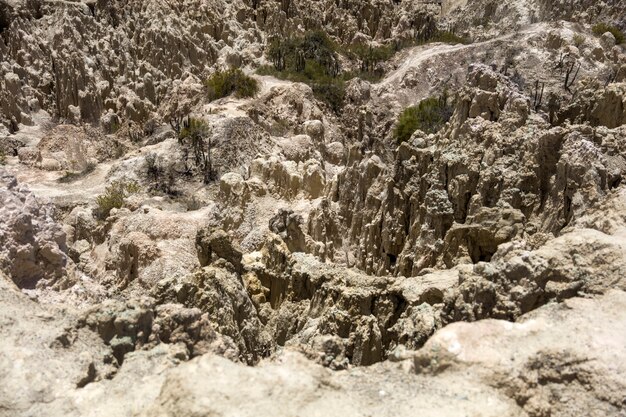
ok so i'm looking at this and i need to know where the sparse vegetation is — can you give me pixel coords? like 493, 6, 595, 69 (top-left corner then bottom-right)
564, 60, 581, 93
143, 119, 158, 137
95, 179, 140, 219
424, 30, 469, 45
205, 69, 259, 101
145, 152, 160, 182
109, 118, 121, 134
592, 23, 625, 45
411, 14, 470, 46
405, 32, 470, 48
532, 80, 545, 111
127, 122, 143, 143
0, 149, 6, 165
394, 94, 453, 143
58, 162, 96, 183
259, 27, 469, 113
345, 43, 395, 79
258, 63, 347, 113
311, 80, 346, 114
145, 153, 177, 195
573, 34, 586, 48
179, 117, 217, 183
166, 101, 192, 138
266, 31, 340, 76
259, 31, 346, 113
182, 194, 205, 211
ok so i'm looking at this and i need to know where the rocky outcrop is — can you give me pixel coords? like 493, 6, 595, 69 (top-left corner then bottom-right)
92, 205, 206, 291
443, 225, 626, 322
0, 0, 239, 129
233, 198, 626, 365
7, 279, 623, 417
415, 290, 626, 417
196, 227, 244, 272
445, 0, 626, 40
1, 1, 626, 416
77, 298, 240, 365
558, 83, 626, 128
154, 266, 273, 365
18, 124, 125, 172
0, 0, 443, 132
0, 173, 73, 288
319, 65, 625, 277
135, 290, 626, 417
249, 154, 327, 199
0, 269, 115, 412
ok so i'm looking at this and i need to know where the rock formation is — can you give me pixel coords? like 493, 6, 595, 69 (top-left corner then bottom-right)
1, 0, 625, 415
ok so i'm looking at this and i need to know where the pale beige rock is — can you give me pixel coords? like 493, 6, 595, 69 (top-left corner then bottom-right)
416, 290, 626, 417
1, 1, 626, 416
0, 173, 74, 289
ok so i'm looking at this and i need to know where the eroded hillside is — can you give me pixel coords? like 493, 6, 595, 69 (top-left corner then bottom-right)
1, 0, 626, 416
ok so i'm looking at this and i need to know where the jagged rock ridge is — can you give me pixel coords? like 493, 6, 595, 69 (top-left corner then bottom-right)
1, 0, 626, 416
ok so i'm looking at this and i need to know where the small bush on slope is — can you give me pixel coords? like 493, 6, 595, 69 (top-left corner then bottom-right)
206, 69, 259, 101
260, 31, 346, 113
592, 23, 625, 44
394, 94, 453, 143
179, 117, 217, 183
428, 30, 469, 45
573, 34, 586, 48
344, 43, 395, 79
95, 179, 140, 219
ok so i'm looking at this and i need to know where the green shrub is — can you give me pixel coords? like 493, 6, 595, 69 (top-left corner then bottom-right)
95, 179, 140, 219
394, 94, 453, 143
109, 118, 121, 134
180, 118, 210, 167
144, 153, 177, 195
267, 30, 340, 76
592, 23, 625, 45
0, 149, 5, 165
261, 31, 348, 112
345, 43, 395, 78
257, 63, 346, 114
205, 69, 259, 101
300, 31, 340, 71
312, 80, 345, 114
573, 34, 586, 48
179, 117, 216, 183
179, 117, 209, 142
430, 30, 469, 44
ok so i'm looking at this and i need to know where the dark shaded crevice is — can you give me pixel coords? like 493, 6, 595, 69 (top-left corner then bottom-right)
537, 133, 565, 207
563, 194, 573, 226
76, 363, 97, 388
608, 175, 622, 190
0, 0, 17, 32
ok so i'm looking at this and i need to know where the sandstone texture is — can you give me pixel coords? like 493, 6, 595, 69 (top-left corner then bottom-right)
1, 0, 626, 416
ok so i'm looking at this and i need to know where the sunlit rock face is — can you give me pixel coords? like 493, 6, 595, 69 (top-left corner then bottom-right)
1, 0, 626, 416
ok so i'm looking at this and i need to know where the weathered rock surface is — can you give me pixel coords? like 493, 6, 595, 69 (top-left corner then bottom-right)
0, 172, 73, 288
1, 0, 626, 416
4, 260, 623, 417
315, 65, 626, 277
416, 290, 626, 417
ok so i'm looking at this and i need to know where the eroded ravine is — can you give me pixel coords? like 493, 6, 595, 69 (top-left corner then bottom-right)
1, 0, 626, 416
